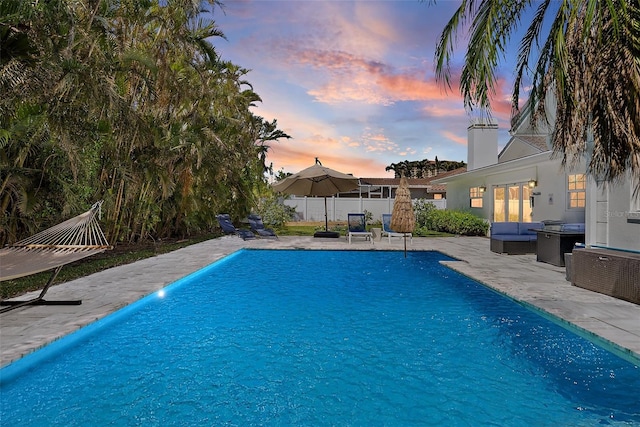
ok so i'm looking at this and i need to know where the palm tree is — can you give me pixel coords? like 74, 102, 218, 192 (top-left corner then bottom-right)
1, 0, 289, 243
0, 0, 87, 239
432, 0, 640, 192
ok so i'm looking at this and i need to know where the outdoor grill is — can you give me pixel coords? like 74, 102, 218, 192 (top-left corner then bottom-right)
534, 221, 585, 267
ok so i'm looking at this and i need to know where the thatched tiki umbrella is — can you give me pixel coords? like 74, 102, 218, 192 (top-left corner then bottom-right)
391, 175, 415, 257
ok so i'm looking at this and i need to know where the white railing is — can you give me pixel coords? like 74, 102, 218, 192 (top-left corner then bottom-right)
284, 197, 446, 222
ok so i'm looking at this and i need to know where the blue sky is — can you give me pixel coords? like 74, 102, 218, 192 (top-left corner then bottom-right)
211, 0, 520, 178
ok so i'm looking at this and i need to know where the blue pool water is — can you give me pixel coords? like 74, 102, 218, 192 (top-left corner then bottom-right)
1, 249, 639, 426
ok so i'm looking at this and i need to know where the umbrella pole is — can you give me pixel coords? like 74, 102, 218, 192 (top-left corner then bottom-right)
403, 233, 407, 258
324, 196, 329, 231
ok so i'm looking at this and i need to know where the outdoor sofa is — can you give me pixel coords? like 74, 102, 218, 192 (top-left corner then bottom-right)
490, 222, 543, 255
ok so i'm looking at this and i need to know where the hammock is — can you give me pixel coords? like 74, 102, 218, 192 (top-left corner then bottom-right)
1, 201, 112, 312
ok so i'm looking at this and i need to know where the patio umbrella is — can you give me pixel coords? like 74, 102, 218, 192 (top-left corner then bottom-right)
272, 158, 359, 237
391, 175, 415, 257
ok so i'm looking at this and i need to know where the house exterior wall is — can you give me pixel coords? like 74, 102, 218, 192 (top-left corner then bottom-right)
586, 176, 640, 251
442, 176, 486, 217
499, 142, 541, 163
437, 89, 638, 253
529, 161, 585, 223
441, 153, 585, 225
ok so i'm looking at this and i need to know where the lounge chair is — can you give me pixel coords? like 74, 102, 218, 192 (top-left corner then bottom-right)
382, 213, 412, 244
0, 201, 112, 313
247, 214, 278, 239
216, 214, 255, 240
347, 213, 373, 244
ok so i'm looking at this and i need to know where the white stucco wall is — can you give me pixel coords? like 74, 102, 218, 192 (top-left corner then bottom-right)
586, 177, 640, 251
440, 153, 585, 225
529, 161, 585, 223
499, 142, 540, 163
467, 122, 498, 170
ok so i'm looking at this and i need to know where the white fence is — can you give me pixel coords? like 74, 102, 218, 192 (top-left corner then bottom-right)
284, 197, 447, 222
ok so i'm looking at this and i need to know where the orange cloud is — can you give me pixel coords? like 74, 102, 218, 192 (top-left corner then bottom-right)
300, 50, 456, 106
360, 129, 399, 153
398, 148, 418, 156
422, 103, 467, 118
441, 130, 467, 146
269, 143, 392, 178
438, 66, 515, 123
375, 73, 450, 102
343, 136, 361, 148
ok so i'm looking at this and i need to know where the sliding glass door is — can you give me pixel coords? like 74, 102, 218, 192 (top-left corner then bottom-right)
493, 184, 533, 222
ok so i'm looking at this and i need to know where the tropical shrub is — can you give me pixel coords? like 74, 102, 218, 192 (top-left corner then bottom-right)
255, 195, 295, 228
414, 199, 488, 236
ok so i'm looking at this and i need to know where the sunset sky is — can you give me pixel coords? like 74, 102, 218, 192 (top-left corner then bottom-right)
211, 0, 522, 178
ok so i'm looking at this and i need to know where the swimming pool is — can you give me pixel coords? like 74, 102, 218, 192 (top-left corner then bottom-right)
1, 249, 639, 426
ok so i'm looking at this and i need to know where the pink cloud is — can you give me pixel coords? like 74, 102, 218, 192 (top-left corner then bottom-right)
375, 73, 451, 102
269, 144, 392, 178
439, 65, 515, 124
489, 78, 514, 122
297, 48, 459, 107
422, 103, 467, 118
440, 130, 468, 146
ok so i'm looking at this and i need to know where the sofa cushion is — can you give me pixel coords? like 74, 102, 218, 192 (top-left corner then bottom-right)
519, 222, 543, 235
491, 222, 519, 235
491, 234, 533, 242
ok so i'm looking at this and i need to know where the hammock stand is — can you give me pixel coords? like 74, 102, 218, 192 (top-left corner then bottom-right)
1, 201, 112, 313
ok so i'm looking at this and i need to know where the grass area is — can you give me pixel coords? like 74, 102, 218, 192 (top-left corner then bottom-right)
275, 221, 347, 236
1, 223, 453, 300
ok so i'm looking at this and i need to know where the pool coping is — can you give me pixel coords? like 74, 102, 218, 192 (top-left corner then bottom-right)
1, 235, 639, 368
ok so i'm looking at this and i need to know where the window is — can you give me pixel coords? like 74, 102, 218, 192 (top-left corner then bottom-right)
632, 178, 640, 212
470, 187, 483, 208
568, 174, 586, 208
630, 179, 640, 223
493, 187, 505, 221
492, 184, 533, 222
507, 185, 521, 221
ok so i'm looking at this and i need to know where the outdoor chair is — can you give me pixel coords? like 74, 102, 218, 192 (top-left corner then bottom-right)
382, 214, 412, 244
247, 214, 278, 239
347, 213, 373, 244
216, 214, 255, 240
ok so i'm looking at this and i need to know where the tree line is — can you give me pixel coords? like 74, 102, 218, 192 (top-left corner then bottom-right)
0, 0, 290, 245
385, 158, 466, 179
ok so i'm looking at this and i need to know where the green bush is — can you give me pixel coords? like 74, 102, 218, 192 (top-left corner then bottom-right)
413, 199, 489, 236
413, 199, 438, 229
255, 194, 296, 228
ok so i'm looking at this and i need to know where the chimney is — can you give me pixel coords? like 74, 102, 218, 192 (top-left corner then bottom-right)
467, 120, 498, 170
